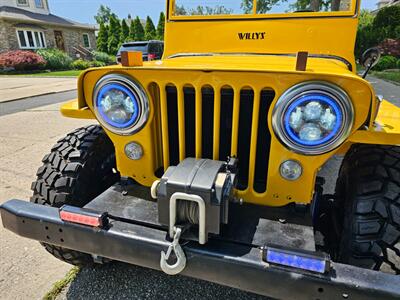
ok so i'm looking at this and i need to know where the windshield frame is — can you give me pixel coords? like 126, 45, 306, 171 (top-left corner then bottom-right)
167, 0, 359, 21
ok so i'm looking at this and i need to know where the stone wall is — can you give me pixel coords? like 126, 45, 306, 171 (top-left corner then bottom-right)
0, 20, 19, 53
0, 19, 96, 57
46, 26, 97, 57
0, 20, 9, 52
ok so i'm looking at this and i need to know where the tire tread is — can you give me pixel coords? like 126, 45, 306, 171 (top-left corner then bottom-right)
30, 125, 119, 266
336, 144, 400, 274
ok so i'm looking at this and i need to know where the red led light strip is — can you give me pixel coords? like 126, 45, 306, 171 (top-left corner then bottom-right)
60, 211, 101, 227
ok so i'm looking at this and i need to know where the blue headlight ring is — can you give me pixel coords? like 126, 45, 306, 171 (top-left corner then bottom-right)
96, 83, 140, 129
283, 93, 343, 147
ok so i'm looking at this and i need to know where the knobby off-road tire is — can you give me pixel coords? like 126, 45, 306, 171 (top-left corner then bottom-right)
31, 125, 120, 266
335, 144, 400, 274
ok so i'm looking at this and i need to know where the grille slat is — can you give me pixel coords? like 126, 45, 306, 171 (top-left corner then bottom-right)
195, 88, 202, 158
166, 86, 179, 167
213, 88, 221, 160
247, 88, 261, 189
163, 83, 274, 195
177, 86, 186, 161
236, 89, 254, 190
183, 87, 196, 158
201, 87, 214, 159
254, 90, 275, 193
160, 85, 170, 169
218, 88, 234, 161
230, 88, 241, 157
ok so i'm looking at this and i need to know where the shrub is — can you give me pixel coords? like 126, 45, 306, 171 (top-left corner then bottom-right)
378, 38, 400, 57
71, 59, 106, 70
374, 55, 398, 71
36, 48, 72, 70
93, 51, 115, 64
0, 50, 46, 70
397, 59, 400, 69
71, 59, 91, 70
89, 60, 106, 68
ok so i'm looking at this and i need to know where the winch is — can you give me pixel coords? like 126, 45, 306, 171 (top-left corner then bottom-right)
151, 157, 237, 274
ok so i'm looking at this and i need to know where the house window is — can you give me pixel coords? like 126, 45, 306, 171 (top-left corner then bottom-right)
35, 0, 44, 8
16, 0, 29, 6
16, 30, 46, 49
82, 33, 91, 48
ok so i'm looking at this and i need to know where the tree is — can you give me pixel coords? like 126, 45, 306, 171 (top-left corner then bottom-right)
358, 9, 374, 28
134, 17, 145, 41
355, 6, 400, 59
373, 6, 400, 39
120, 19, 130, 43
241, 0, 281, 14
174, 4, 232, 15
241, 0, 341, 14
174, 4, 187, 15
157, 12, 165, 40
145, 16, 156, 40
129, 18, 136, 41
97, 22, 109, 53
108, 15, 121, 54
94, 5, 116, 24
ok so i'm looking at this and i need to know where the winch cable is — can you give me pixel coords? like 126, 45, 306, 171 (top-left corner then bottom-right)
177, 201, 199, 225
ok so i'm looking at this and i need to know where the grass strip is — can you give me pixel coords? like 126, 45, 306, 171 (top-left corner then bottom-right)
371, 71, 400, 84
42, 267, 80, 300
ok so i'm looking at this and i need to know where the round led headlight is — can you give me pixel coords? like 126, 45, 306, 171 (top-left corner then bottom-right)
93, 74, 149, 135
272, 82, 354, 155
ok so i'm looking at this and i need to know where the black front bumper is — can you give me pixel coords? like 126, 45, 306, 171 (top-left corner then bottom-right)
1, 195, 399, 300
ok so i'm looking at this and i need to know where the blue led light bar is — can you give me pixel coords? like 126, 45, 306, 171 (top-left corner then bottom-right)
264, 246, 330, 274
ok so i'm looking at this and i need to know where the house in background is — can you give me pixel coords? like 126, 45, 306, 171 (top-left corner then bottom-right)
372, 0, 399, 14
0, 0, 97, 57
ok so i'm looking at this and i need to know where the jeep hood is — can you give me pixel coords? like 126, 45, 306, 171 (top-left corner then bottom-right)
143, 54, 354, 76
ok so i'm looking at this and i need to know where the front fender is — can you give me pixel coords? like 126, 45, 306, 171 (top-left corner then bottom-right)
349, 100, 400, 145
60, 99, 95, 119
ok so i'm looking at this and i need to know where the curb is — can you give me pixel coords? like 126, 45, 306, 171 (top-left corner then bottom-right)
0, 75, 78, 78
368, 75, 400, 87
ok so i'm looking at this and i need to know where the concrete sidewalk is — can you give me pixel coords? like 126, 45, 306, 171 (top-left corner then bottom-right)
0, 76, 77, 103
0, 101, 93, 300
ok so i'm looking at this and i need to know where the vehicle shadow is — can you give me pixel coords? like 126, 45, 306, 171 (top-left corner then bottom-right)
61, 262, 270, 300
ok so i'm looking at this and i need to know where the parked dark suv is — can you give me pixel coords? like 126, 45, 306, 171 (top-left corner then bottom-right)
116, 40, 164, 63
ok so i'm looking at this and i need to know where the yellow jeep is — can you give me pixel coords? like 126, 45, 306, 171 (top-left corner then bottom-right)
2, 0, 399, 298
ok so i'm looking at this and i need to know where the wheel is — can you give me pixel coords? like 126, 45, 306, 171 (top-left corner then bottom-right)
31, 125, 120, 266
335, 144, 400, 274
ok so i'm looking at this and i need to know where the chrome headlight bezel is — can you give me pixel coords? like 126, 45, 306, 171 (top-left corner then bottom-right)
93, 74, 149, 135
272, 82, 354, 155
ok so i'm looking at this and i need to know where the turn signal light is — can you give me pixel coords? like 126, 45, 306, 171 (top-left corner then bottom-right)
120, 51, 143, 67
59, 205, 108, 228
263, 245, 330, 274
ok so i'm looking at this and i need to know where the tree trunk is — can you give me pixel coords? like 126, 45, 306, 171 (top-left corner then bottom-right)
332, 0, 341, 11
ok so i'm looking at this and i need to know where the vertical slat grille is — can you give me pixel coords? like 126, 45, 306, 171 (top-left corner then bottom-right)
236, 89, 254, 190
165, 86, 179, 167
201, 87, 214, 159
218, 88, 234, 161
183, 87, 196, 158
254, 90, 275, 193
163, 83, 274, 194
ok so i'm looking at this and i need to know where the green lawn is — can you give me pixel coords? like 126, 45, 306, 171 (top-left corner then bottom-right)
371, 70, 400, 84
20, 70, 82, 77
